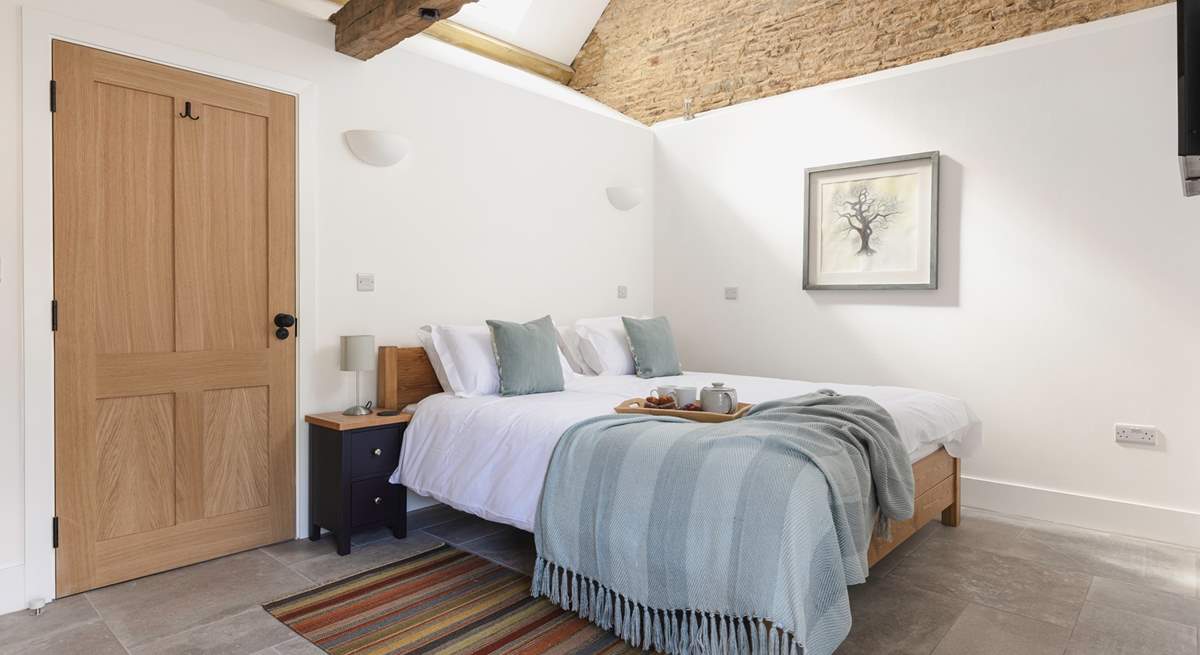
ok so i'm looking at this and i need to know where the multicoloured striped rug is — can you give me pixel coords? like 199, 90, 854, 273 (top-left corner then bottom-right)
264, 544, 638, 654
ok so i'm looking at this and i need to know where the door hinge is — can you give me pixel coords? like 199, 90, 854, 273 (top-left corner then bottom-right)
49, 80, 57, 113
51, 300, 58, 332
52, 517, 59, 549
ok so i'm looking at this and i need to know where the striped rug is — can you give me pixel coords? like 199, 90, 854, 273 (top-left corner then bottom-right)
264, 544, 638, 654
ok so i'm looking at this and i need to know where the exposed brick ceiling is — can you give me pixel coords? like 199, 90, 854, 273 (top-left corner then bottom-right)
568, 0, 1170, 125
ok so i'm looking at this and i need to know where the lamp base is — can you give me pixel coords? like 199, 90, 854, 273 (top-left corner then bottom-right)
342, 405, 372, 416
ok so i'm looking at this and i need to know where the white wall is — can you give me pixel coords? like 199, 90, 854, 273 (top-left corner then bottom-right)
1, 0, 652, 614
0, 0, 28, 611
652, 6, 1200, 546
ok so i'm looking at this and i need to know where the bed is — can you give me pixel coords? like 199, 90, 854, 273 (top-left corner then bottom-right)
377, 346, 980, 567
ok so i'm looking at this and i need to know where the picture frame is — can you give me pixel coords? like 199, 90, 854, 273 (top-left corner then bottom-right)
803, 151, 939, 290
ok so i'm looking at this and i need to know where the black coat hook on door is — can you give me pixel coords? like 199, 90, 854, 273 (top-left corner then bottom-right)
179, 101, 200, 120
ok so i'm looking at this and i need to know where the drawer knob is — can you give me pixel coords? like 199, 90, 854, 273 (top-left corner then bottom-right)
372, 448, 383, 457
373, 497, 383, 505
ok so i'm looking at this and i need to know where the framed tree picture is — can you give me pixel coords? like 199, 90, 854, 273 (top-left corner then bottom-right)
803, 151, 939, 290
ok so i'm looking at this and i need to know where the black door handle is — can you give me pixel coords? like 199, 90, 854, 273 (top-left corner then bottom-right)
274, 313, 296, 340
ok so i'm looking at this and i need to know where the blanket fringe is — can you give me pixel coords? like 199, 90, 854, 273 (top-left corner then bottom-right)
531, 557, 804, 655
874, 510, 893, 543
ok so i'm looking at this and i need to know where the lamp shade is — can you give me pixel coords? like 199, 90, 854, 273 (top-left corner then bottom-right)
344, 130, 408, 167
340, 335, 376, 372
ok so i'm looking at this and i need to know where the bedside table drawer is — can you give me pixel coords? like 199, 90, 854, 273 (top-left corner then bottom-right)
350, 427, 402, 480
351, 477, 398, 528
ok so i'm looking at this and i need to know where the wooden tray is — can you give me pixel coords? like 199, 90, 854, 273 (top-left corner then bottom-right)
614, 398, 753, 423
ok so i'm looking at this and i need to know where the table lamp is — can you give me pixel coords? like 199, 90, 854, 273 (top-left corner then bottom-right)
340, 335, 375, 416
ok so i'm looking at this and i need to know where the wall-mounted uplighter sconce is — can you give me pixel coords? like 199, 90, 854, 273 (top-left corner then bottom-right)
606, 186, 644, 211
344, 130, 408, 167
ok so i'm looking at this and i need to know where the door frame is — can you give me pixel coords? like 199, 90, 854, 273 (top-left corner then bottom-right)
19, 8, 319, 610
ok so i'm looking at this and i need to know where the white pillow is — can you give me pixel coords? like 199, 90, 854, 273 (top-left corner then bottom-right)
429, 322, 576, 397
429, 325, 499, 397
417, 326, 452, 392
575, 316, 636, 376
556, 326, 591, 375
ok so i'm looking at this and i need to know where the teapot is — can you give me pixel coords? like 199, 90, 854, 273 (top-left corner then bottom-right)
700, 382, 738, 414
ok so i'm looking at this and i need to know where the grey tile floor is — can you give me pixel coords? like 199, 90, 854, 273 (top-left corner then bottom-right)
0, 506, 1195, 654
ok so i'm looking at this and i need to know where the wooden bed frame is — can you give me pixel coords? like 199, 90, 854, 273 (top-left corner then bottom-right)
376, 346, 961, 566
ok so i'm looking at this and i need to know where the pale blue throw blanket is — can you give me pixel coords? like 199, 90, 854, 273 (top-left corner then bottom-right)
533, 392, 914, 655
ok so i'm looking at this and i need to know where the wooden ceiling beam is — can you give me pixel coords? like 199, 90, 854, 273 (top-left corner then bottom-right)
332, 0, 477, 61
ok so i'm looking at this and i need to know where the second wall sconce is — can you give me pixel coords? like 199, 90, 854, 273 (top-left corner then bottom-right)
606, 186, 644, 211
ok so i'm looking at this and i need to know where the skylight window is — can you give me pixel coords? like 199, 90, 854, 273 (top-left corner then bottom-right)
454, 0, 536, 36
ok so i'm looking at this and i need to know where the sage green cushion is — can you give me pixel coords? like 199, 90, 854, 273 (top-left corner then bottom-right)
486, 315, 565, 396
622, 316, 683, 378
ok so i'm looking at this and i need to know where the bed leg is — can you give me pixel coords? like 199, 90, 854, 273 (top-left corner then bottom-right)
940, 457, 961, 527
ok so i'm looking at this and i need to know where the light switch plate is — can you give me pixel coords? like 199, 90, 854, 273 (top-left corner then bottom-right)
356, 273, 375, 292
725, 286, 739, 300
1115, 423, 1158, 446
617, 285, 628, 299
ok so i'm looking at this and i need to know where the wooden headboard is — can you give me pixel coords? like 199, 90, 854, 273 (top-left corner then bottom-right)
376, 346, 442, 410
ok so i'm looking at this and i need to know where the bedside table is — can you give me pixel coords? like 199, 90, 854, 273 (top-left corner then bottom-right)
305, 411, 412, 556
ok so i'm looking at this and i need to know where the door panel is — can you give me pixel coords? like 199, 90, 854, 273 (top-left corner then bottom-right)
203, 386, 270, 518
54, 41, 296, 596
176, 103, 270, 353
95, 394, 176, 540
94, 83, 175, 355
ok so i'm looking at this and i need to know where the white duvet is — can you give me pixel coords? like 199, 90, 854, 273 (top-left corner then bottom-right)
392, 372, 982, 532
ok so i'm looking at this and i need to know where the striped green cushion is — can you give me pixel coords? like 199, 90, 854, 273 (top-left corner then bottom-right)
621, 316, 682, 378
486, 315, 565, 396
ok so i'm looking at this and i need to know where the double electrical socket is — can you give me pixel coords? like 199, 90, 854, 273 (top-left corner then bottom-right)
1114, 423, 1158, 446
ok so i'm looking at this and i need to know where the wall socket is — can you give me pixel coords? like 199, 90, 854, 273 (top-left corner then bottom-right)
356, 273, 375, 292
617, 285, 628, 299
1115, 423, 1158, 446
725, 286, 739, 300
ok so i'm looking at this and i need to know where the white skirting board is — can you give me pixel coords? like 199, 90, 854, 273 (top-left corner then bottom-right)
963, 476, 1200, 550
0, 563, 25, 616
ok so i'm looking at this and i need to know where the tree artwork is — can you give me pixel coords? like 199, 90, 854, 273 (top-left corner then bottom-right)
805, 153, 937, 290
832, 185, 902, 256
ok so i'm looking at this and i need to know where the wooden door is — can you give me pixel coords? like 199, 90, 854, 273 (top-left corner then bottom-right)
52, 41, 296, 596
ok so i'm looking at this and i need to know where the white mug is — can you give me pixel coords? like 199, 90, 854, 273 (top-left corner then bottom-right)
672, 386, 698, 408
654, 385, 677, 404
